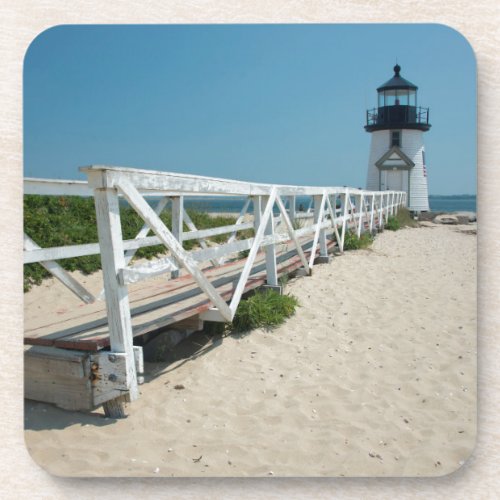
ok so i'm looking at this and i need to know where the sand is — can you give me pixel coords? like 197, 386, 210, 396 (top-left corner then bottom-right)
24, 222, 477, 477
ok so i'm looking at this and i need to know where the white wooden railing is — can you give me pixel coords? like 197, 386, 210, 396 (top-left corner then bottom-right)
24, 166, 406, 406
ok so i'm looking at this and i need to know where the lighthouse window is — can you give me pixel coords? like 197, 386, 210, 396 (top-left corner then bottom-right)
391, 131, 401, 147
397, 91, 409, 105
385, 89, 397, 106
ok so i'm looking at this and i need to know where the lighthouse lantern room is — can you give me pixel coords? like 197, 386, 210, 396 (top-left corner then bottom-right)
365, 64, 431, 212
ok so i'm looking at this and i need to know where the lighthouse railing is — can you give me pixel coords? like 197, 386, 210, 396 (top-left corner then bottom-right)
366, 105, 430, 127
24, 167, 406, 407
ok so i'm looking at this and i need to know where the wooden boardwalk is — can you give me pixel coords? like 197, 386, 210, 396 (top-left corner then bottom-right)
24, 237, 333, 352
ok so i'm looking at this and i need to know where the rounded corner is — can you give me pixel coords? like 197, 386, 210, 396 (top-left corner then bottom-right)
23, 429, 59, 477
23, 24, 68, 71
430, 435, 477, 478
429, 23, 477, 70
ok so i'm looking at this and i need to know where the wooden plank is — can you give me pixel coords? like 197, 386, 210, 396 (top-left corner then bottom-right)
24, 249, 251, 342
24, 345, 93, 411
93, 187, 138, 401
24, 178, 93, 196
23, 234, 95, 304
183, 221, 254, 241
24, 235, 164, 264
171, 316, 204, 331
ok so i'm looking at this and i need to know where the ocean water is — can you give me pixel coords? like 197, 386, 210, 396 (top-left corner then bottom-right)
130, 194, 476, 214
428, 195, 476, 213
184, 195, 477, 214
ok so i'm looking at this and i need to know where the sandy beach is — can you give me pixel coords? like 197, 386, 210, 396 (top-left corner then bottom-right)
24, 221, 476, 477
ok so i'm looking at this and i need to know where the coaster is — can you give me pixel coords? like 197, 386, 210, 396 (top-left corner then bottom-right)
23, 24, 476, 477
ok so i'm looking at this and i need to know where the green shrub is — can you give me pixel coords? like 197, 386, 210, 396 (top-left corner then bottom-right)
232, 289, 299, 332
385, 216, 400, 231
342, 229, 373, 250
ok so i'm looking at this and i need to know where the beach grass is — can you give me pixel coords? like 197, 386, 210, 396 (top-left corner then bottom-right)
231, 289, 299, 332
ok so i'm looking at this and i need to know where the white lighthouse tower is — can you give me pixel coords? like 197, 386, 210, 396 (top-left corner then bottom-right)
365, 64, 431, 212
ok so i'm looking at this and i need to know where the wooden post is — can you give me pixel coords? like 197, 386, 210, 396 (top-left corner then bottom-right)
314, 193, 328, 261
93, 187, 138, 417
253, 195, 262, 231
262, 194, 278, 287
340, 190, 349, 252
357, 193, 364, 238
379, 193, 384, 229
369, 194, 375, 233
171, 196, 183, 279
288, 195, 296, 226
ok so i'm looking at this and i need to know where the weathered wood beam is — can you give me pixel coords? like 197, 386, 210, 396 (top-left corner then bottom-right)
93, 187, 138, 406
23, 234, 95, 304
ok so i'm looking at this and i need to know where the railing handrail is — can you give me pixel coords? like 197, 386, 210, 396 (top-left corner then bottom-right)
366, 105, 430, 126
80, 165, 384, 197
24, 174, 406, 267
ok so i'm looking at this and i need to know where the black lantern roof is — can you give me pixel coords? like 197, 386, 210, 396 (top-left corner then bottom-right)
377, 64, 418, 91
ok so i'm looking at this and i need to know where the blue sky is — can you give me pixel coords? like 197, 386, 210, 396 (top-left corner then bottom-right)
24, 24, 476, 195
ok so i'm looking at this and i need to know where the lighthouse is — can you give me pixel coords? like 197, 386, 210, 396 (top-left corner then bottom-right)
365, 64, 431, 212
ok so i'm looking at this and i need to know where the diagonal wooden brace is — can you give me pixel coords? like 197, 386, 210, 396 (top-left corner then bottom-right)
116, 178, 232, 322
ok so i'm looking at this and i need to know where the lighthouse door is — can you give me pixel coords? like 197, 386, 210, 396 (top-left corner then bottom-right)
382, 169, 403, 191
